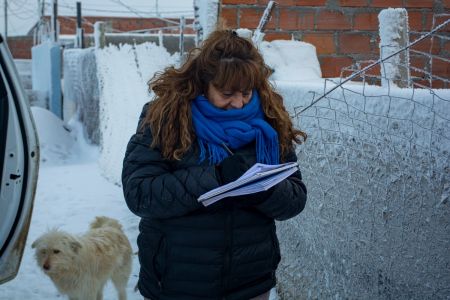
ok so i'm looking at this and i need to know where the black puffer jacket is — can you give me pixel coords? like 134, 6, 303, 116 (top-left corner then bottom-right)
122, 103, 307, 300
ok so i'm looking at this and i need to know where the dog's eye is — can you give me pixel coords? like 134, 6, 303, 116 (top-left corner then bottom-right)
53, 249, 60, 254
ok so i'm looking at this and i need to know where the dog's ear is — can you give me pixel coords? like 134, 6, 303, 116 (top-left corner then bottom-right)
31, 238, 40, 249
70, 241, 82, 253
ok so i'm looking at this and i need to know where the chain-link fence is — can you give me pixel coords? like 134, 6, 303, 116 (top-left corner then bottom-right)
276, 15, 450, 300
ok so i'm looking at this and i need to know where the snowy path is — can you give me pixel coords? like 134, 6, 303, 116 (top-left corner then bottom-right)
0, 109, 277, 299
0, 157, 143, 299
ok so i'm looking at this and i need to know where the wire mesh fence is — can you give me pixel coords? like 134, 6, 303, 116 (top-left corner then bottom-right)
276, 15, 450, 300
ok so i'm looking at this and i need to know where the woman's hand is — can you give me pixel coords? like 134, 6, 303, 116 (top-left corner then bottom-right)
216, 155, 250, 184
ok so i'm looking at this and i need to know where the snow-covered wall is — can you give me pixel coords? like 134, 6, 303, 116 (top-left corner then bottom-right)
275, 81, 450, 299
96, 43, 178, 184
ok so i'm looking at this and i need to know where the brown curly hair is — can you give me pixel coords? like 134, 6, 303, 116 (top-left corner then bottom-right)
142, 29, 307, 161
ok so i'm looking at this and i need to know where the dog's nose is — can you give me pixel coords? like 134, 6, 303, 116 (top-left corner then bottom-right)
43, 262, 50, 270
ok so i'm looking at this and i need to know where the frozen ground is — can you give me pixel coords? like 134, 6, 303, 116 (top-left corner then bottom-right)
0, 107, 278, 299
0, 107, 142, 299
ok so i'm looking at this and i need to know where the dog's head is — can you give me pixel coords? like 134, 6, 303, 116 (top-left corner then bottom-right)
31, 230, 82, 275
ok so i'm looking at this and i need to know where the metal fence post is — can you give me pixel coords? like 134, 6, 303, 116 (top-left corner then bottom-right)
179, 16, 185, 56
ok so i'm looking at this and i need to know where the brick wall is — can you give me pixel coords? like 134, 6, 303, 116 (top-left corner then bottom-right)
44, 16, 194, 35
7, 16, 194, 60
7, 36, 34, 59
220, 0, 449, 80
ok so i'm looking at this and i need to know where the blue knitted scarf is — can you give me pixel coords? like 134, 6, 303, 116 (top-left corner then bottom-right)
191, 90, 279, 165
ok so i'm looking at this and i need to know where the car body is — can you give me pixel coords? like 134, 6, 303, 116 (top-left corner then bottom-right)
0, 34, 39, 284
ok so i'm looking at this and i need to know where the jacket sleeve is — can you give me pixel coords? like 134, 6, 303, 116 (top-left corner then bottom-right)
121, 103, 220, 219
253, 149, 307, 221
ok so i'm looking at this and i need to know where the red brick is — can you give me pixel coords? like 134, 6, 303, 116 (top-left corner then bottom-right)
353, 12, 378, 31
430, 80, 447, 88
357, 61, 381, 77
319, 56, 354, 78
432, 58, 449, 78
339, 0, 369, 7
316, 10, 352, 30
410, 55, 429, 78
264, 32, 292, 41
432, 15, 450, 32
444, 41, 450, 53
298, 11, 315, 30
279, 9, 314, 30
413, 79, 432, 87
278, 9, 300, 30
49, 15, 191, 34
221, 7, 238, 29
445, 0, 450, 8
405, 0, 434, 8
292, 0, 327, 5
372, 36, 381, 55
408, 11, 423, 32
7, 37, 33, 59
223, 0, 256, 4
421, 12, 433, 31
410, 37, 441, 55
240, 7, 277, 29
371, 0, 403, 7
303, 33, 336, 55
339, 33, 372, 54
258, 0, 326, 5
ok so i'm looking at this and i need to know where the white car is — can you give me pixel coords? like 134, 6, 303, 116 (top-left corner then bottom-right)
0, 34, 39, 284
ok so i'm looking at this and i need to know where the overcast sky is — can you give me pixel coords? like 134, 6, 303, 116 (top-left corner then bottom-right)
0, 0, 194, 37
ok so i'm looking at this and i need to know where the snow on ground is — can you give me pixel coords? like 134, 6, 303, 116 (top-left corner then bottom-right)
0, 108, 279, 299
0, 108, 142, 299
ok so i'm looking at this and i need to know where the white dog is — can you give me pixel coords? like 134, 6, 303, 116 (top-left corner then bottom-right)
32, 216, 133, 300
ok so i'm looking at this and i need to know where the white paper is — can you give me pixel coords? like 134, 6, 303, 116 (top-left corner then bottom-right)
198, 162, 299, 206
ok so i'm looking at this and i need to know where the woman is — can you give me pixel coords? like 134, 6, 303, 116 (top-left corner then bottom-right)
122, 29, 307, 300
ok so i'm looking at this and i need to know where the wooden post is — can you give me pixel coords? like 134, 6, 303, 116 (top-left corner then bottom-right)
75, 2, 84, 48
94, 21, 106, 49
51, 0, 58, 42
378, 8, 410, 88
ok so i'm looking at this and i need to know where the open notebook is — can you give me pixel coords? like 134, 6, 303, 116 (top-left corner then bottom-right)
198, 162, 299, 207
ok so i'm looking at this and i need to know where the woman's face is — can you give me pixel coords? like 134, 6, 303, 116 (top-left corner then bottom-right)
206, 83, 252, 110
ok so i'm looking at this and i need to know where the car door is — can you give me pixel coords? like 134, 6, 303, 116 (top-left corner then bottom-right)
0, 34, 39, 284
